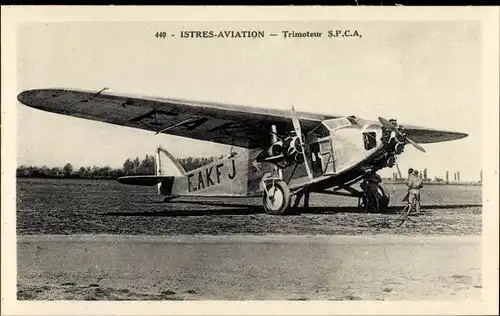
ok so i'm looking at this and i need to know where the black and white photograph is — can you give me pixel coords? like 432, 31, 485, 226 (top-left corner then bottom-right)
1, 6, 498, 316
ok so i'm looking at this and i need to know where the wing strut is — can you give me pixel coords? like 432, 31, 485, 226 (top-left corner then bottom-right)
83, 87, 109, 102
155, 117, 204, 135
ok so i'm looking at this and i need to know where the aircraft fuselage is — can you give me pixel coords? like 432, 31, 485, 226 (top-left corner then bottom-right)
160, 116, 394, 198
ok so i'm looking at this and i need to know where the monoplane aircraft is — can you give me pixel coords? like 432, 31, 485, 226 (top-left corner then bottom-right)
17, 88, 468, 214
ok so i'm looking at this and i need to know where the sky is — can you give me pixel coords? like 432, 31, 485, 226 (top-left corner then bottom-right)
16, 21, 482, 181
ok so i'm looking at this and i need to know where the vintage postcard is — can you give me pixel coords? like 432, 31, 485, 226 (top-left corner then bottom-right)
1, 5, 499, 316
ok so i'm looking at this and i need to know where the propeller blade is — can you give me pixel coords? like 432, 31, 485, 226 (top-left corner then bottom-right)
291, 106, 313, 180
378, 116, 399, 134
406, 137, 426, 153
291, 106, 302, 136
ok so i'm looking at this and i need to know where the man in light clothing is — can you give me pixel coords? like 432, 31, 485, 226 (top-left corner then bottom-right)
407, 168, 414, 180
403, 168, 413, 204
407, 169, 423, 213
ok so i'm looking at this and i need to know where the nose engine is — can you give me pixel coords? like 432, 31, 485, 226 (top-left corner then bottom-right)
389, 132, 406, 154
382, 119, 407, 166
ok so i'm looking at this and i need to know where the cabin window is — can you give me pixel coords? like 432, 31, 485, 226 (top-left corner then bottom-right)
363, 132, 377, 150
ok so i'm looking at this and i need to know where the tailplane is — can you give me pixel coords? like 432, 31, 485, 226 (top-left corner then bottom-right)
117, 146, 184, 196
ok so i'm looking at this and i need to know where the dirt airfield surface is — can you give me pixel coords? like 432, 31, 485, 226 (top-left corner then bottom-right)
16, 178, 482, 300
17, 178, 482, 236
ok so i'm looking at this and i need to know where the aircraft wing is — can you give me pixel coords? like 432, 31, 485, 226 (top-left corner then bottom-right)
17, 88, 335, 149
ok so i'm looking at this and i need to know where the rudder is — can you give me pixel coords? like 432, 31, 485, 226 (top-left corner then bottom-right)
155, 146, 186, 176
155, 146, 184, 196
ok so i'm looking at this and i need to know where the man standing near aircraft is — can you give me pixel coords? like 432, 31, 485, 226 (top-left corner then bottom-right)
403, 168, 414, 204
407, 168, 414, 181
407, 169, 423, 214
361, 171, 383, 213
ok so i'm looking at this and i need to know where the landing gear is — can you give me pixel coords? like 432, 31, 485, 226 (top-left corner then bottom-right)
304, 193, 310, 208
359, 183, 390, 213
292, 191, 310, 208
262, 180, 291, 215
378, 186, 390, 211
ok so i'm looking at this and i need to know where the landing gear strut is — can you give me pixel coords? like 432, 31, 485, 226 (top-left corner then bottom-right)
293, 191, 310, 208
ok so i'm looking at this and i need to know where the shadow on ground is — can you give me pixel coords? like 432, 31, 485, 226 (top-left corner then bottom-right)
102, 200, 482, 217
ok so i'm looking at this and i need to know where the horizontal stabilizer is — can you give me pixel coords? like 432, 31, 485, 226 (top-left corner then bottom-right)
117, 175, 173, 186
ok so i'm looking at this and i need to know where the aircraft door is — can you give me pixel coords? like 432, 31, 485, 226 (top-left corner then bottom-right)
318, 137, 335, 175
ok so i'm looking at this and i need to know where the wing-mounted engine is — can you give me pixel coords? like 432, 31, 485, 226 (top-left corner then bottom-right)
282, 132, 306, 163
256, 131, 306, 168
256, 107, 314, 180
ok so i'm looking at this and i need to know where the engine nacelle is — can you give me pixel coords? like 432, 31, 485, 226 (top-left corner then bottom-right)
283, 135, 302, 153
394, 142, 405, 154
395, 130, 406, 143
256, 131, 304, 168
388, 136, 406, 154
267, 141, 283, 157
283, 135, 304, 163
260, 132, 306, 166
386, 155, 396, 168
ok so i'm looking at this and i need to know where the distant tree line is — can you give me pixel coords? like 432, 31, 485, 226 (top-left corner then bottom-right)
16, 155, 221, 179
387, 168, 481, 184
390, 168, 430, 181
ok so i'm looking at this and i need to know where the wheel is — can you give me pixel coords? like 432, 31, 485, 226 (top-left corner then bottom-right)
378, 193, 390, 211
377, 185, 390, 212
262, 180, 291, 215
365, 194, 379, 213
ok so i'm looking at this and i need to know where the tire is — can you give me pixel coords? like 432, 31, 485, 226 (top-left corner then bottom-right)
378, 194, 390, 211
377, 185, 390, 212
262, 180, 291, 215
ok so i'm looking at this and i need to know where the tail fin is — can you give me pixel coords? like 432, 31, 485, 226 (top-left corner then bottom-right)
154, 146, 184, 195
155, 146, 186, 176
118, 146, 184, 196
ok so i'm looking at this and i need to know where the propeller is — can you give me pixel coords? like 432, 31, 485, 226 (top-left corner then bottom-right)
291, 106, 313, 180
378, 117, 426, 153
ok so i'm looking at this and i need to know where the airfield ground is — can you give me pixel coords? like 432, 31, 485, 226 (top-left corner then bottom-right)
17, 178, 481, 236
15, 178, 482, 300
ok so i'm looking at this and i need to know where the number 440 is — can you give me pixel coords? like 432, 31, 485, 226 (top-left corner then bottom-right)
155, 31, 167, 39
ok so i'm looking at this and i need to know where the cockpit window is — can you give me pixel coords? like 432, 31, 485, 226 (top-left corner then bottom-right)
322, 117, 353, 131
308, 123, 330, 138
346, 116, 358, 125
